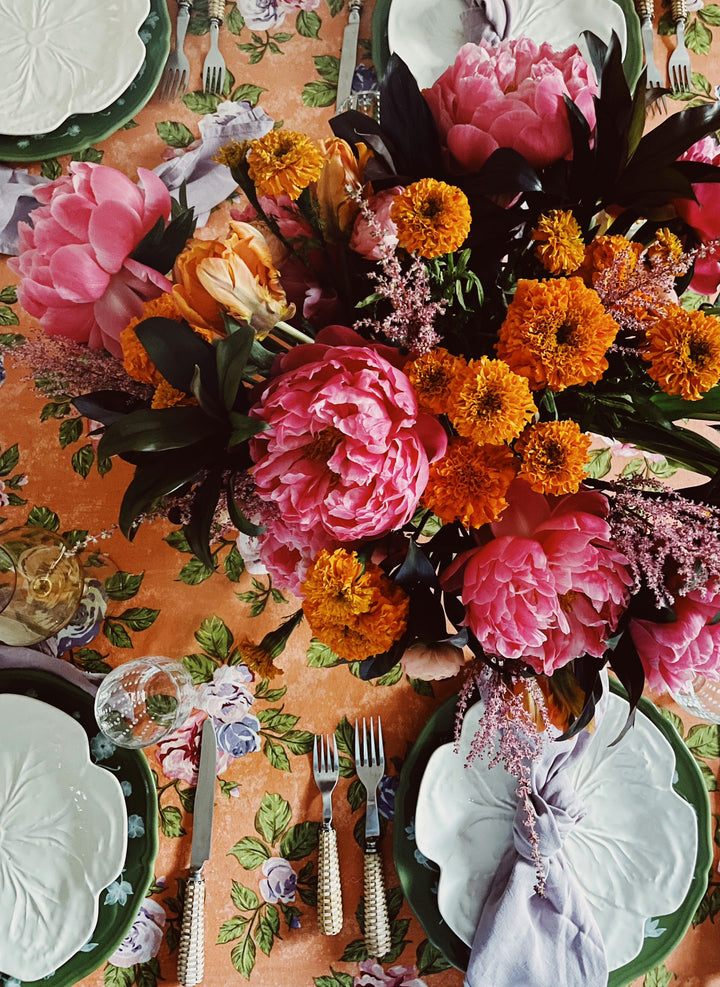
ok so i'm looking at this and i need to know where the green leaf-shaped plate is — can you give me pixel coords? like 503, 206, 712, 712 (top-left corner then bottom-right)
0, 0, 170, 163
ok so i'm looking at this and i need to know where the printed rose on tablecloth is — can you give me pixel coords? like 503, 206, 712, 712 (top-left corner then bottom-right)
108, 899, 166, 968
216, 714, 262, 757
424, 37, 598, 173
258, 857, 298, 904
8, 163, 172, 357
354, 961, 427, 987
155, 710, 231, 784
197, 663, 254, 723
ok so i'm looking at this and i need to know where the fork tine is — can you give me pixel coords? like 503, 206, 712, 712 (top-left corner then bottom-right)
376, 718, 384, 765
330, 734, 339, 773
313, 733, 319, 774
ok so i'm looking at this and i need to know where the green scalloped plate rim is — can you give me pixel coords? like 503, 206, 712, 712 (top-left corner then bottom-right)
0, 667, 159, 987
0, 0, 171, 164
372, 0, 642, 90
393, 679, 712, 987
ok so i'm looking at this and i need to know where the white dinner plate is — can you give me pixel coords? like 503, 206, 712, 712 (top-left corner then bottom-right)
415, 691, 698, 971
387, 0, 629, 90
0, 0, 150, 136
0, 694, 128, 982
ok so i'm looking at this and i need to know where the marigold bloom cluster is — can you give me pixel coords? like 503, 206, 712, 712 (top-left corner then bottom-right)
516, 420, 591, 496
531, 209, 585, 275
390, 179, 471, 259
301, 549, 409, 661
246, 130, 324, 200
642, 307, 720, 400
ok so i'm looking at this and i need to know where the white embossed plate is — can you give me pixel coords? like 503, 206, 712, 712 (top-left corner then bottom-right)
0, 694, 127, 982
0, 0, 150, 136
415, 691, 700, 972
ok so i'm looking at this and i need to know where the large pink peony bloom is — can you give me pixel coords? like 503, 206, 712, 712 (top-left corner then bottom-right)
257, 514, 340, 596
9, 162, 172, 357
630, 583, 720, 694
454, 480, 632, 674
250, 332, 447, 541
674, 137, 720, 295
424, 38, 598, 174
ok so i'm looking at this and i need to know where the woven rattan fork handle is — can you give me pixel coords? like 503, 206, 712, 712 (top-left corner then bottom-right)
671, 0, 687, 21
636, 0, 654, 20
363, 838, 391, 958
317, 825, 343, 935
208, 0, 224, 22
178, 874, 205, 985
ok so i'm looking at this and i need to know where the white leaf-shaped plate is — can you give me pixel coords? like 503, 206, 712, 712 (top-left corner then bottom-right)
415, 691, 700, 972
0, 0, 150, 136
0, 693, 127, 982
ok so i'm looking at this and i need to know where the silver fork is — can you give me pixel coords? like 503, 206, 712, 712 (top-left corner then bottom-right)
668, 0, 691, 95
636, 0, 667, 116
203, 0, 227, 96
158, 0, 193, 102
355, 718, 391, 959
312, 734, 343, 936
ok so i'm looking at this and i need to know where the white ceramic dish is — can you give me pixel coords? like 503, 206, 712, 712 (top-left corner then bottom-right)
0, 0, 150, 136
0, 693, 128, 981
415, 691, 698, 970
387, 0, 628, 90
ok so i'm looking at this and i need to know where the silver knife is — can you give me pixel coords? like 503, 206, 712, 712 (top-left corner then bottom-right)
336, 0, 364, 112
177, 717, 217, 986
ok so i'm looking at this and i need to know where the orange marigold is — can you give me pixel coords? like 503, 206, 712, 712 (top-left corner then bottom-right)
575, 234, 642, 288
151, 378, 192, 410
246, 130, 324, 201
531, 209, 585, 276
642, 306, 720, 400
390, 178, 471, 259
422, 438, 518, 528
646, 228, 689, 271
406, 347, 467, 415
120, 292, 183, 385
301, 549, 409, 662
237, 640, 281, 679
447, 356, 536, 444
496, 277, 619, 392
516, 419, 591, 495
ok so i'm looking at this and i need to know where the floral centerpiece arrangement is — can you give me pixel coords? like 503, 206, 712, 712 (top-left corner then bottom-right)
9, 33, 720, 749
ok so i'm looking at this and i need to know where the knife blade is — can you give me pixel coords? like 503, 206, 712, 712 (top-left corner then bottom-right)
336, 0, 363, 112
177, 717, 217, 986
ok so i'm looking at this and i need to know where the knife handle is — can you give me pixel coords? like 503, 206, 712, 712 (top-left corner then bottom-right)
178, 873, 205, 986
317, 825, 343, 935
363, 837, 391, 958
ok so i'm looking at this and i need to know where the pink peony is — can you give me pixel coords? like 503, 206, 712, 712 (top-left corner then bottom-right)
155, 710, 231, 784
453, 480, 632, 674
350, 186, 403, 261
257, 514, 340, 596
249, 335, 447, 541
400, 641, 467, 680
424, 38, 598, 173
674, 137, 720, 295
630, 583, 720, 694
9, 162, 172, 357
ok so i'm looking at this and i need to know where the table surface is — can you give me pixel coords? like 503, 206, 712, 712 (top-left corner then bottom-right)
2, 2, 720, 986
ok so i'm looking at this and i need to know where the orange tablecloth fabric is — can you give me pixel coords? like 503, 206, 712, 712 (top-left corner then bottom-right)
2, 3, 720, 986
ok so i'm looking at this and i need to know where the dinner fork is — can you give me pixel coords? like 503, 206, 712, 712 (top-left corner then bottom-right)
668, 0, 691, 95
203, 0, 227, 96
355, 718, 391, 959
313, 734, 343, 936
158, 0, 193, 102
635, 0, 667, 116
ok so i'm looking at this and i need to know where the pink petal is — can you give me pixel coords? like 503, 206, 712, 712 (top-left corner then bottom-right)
88, 200, 144, 273
49, 244, 110, 302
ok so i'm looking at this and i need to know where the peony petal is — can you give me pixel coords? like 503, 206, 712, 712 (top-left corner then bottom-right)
49, 244, 110, 302
88, 200, 144, 273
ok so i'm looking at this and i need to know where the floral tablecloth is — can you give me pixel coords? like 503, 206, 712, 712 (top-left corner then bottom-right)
2, 2, 720, 986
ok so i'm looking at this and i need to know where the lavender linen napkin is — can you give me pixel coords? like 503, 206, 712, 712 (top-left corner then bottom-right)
464, 709, 608, 987
461, 0, 514, 44
0, 167, 49, 256
0, 643, 100, 695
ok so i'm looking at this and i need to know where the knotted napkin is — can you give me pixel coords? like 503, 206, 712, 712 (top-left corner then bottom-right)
464, 699, 609, 987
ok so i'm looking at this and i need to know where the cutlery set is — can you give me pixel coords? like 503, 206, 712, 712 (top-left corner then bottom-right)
313, 718, 391, 958
635, 0, 690, 115
159, 0, 226, 101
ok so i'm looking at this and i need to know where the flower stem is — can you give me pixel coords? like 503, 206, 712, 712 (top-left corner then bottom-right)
273, 321, 315, 345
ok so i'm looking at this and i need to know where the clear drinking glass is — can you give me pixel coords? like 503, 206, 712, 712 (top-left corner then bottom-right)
340, 89, 380, 120
0, 526, 85, 646
94, 656, 197, 748
670, 675, 720, 724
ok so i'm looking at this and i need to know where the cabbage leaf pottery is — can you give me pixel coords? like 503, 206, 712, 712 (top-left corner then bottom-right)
0, 694, 127, 981
415, 691, 698, 971
0, 0, 149, 135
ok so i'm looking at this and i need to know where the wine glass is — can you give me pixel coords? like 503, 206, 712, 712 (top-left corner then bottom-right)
670, 675, 720, 724
94, 656, 197, 748
0, 526, 85, 646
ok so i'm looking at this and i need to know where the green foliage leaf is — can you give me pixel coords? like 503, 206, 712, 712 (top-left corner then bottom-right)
256, 915, 276, 955
255, 792, 292, 844
104, 964, 135, 987
231, 82, 266, 105
27, 505, 59, 531
586, 446, 613, 479
59, 416, 84, 448
643, 963, 674, 987
697, 759, 718, 792
306, 638, 341, 668
71, 445, 94, 478
179, 557, 215, 585
408, 676, 434, 697
195, 615, 234, 659
103, 620, 133, 649
182, 652, 218, 684
296, 10, 321, 37
279, 821, 320, 860
655, 706, 684, 738
159, 804, 185, 838
687, 17, 713, 54
375, 663, 403, 687
226, 5, 245, 33
416, 939, 452, 976
302, 80, 336, 107
156, 120, 196, 148
0, 305, 19, 326
231, 879, 259, 911
282, 729, 314, 755
98, 406, 218, 458
340, 938, 369, 962
217, 916, 249, 943
0, 285, 16, 304
224, 544, 246, 582
685, 723, 720, 758
40, 158, 62, 180
0, 444, 20, 475
314, 973, 355, 987
227, 835, 271, 869
230, 935, 256, 979
105, 570, 144, 601
117, 606, 159, 631
699, 3, 720, 24
327, 0, 344, 15
263, 737, 291, 772
183, 90, 222, 114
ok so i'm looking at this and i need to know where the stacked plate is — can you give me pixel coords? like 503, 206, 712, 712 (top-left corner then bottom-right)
0, 670, 158, 987
0, 0, 170, 163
